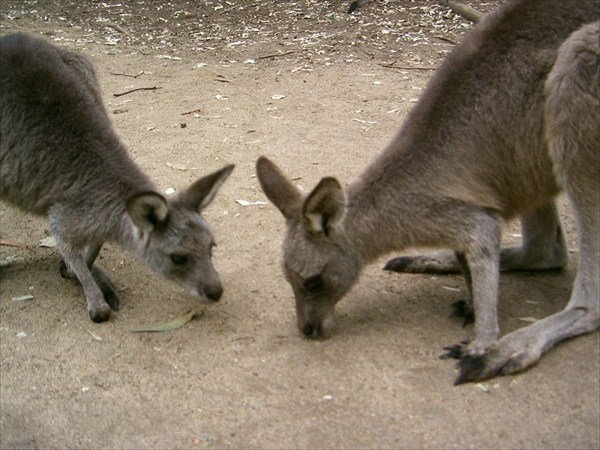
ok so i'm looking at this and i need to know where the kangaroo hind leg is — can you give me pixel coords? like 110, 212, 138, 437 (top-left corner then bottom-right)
546, 21, 600, 321
455, 22, 600, 384
384, 201, 568, 274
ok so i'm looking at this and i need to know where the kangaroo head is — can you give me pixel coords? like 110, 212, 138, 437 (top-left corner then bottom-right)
256, 157, 361, 338
126, 165, 234, 302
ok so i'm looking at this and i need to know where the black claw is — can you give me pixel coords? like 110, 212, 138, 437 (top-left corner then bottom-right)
59, 261, 74, 279
461, 313, 475, 327
454, 354, 487, 385
450, 300, 467, 316
450, 300, 475, 327
103, 289, 120, 311
440, 344, 465, 360
383, 256, 412, 272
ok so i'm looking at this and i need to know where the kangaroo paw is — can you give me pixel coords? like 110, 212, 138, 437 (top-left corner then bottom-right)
383, 256, 413, 272
91, 266, 119, 311
88, 302, 111, 323
450, 300, 475, 326
439, 340, 470, 360
100, 284, 119, 311
454, 354, 491, 384
384, 251, 461, 274
454, 343, 540, 384
59, 260, 76, 279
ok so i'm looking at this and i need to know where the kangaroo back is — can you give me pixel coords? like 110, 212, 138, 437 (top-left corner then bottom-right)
0, 33, 234, 322
0, 33, 152, 214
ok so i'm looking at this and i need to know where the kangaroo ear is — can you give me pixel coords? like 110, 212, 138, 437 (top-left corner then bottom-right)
303, 177, 345, 236
256, 156, 303, 220
126, 192, 169, 232
178, 164, 234, 212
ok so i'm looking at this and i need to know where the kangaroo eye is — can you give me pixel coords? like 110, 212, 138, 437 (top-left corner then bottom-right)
303, 275, 324, 293
170, 254, 188, 266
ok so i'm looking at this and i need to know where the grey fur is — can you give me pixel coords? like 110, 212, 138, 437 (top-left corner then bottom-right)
257, 0, 599, 383
0, 33, 234, 322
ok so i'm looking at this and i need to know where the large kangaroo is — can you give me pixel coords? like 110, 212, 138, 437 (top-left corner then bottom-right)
257, 0, 599, 383
0, 33, 234, 322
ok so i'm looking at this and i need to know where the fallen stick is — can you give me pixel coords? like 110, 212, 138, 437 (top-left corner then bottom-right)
434, 35, 458, 45
445, 0, 483, 22
104, 22, 130, 35
180, 108, 203, 116
110, 71, 145, 78
257, 51, 296, 60
379, 63, 437, 71
348, 0, 373, 14
0, 240, 35, 251
113, 86, 162, 97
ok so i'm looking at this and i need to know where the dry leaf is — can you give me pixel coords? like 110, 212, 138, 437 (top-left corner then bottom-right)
236, 199, 267, 206
166, 162, 198, 171
39, 236, 57, 248
132, 308, 203, 333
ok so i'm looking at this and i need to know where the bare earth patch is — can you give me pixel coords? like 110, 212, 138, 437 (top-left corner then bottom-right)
1, 1, 598, 448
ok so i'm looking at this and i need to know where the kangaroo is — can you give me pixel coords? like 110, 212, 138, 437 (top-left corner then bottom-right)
0, 33, 234, 322
257, 0, 599, 384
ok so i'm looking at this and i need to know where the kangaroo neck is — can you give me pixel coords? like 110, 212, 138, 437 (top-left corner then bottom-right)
341, 151, 423, 264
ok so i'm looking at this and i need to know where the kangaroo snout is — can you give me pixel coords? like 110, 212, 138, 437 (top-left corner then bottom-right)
204, 283, 223, 302
193, 270, 224, 303
298, 305, 334, 339
301, 321, 325, 339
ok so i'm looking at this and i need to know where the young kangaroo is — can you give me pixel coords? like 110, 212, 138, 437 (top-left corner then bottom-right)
0, 33, 234, 322
257, 0, 599, 383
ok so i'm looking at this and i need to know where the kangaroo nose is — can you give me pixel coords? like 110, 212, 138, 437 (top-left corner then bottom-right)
205, 284, 223, 302
303, 323, 314, 336
302, 322, 322, 339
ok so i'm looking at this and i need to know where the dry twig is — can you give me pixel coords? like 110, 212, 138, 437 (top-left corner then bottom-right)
0, 240, 35, 252
104, 22, 130, 35
257, 51, 296, 60
379, 63, 437, 71
445, 0, 483, 22
180, 108, 203, 116
110, 71, 145, 78
113, 86, 162, 97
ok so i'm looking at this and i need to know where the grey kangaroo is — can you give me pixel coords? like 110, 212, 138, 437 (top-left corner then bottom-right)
257, 0, 599, 383
0, 33, 234, 322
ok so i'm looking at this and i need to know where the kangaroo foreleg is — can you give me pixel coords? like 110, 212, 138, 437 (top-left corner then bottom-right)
450, 251, 475, 326
55, 239, 112, 321
59, 242, 119, 311
498, 201, 568, 271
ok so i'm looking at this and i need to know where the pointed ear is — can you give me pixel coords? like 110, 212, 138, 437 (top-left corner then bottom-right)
126, 192, 169, 232
303, 177, 345, 236
256, 156, 303, 220
178, 164, 234, 212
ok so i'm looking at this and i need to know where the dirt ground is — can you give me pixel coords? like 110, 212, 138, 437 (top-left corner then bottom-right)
1, 1, 598, 449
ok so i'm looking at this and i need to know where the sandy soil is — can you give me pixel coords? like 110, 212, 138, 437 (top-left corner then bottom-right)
1, 1, 598, 448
